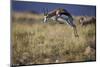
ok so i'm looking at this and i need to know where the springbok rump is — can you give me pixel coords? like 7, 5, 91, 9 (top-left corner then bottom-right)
43, 8, 79, 37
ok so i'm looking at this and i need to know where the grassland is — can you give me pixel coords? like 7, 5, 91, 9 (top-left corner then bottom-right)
11, 12, 96, 65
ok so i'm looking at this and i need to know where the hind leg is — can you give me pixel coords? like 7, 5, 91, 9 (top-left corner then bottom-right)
72, 26, 79, 37
67, 19, 79, 37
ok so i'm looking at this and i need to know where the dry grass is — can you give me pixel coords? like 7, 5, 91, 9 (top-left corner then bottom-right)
11, 12, 96, 65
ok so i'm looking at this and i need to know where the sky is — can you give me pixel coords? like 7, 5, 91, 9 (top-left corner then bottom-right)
12, 1, 96, 16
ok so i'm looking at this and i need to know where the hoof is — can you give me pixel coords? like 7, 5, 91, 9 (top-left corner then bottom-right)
75, 34, 79, 37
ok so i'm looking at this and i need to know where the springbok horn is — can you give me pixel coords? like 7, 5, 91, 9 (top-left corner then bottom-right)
46, 8, 48, 14
43, 8, 46, 15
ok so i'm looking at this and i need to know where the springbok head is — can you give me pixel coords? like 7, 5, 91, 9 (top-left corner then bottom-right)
43, 8, 49, 23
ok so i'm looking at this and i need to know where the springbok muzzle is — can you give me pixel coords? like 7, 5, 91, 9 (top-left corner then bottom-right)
43, 16, 48, 23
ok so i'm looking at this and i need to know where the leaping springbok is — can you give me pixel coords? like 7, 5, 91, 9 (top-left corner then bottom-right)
43, 8, 79, 37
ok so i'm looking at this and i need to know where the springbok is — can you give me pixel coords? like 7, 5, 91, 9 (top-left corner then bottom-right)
79, 16, 96, 26
43, 8, 79, 37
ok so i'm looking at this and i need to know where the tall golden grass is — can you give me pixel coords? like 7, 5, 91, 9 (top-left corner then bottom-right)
12, 12, 96, 65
